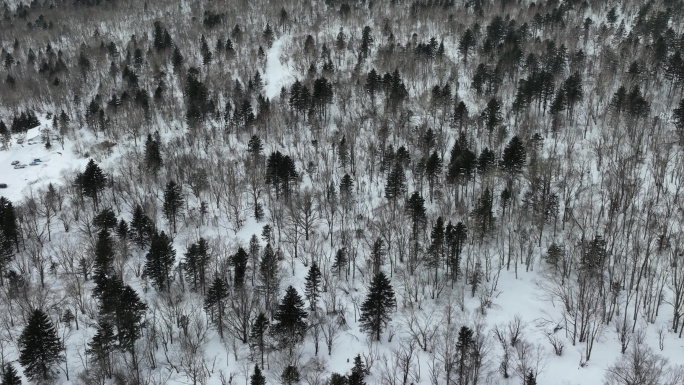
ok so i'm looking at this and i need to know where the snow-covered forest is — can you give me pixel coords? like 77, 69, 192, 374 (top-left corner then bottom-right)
1, 0, 684, 383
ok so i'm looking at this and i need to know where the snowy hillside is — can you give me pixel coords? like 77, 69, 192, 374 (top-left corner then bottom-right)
0, 0, 684, 384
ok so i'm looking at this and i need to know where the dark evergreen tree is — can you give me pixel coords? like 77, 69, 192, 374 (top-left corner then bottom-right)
360, 26, 373, 58
340, 174, 354, 206
329, 373, 348, 385
144, 133, 162, 175
473, 188, 495, 241
271, 286, 308, 354
163, 180, 184, 233
80, 159, 107, 209
304, 262, 322, 311
250, 365, 266, 385
458, 29, 476, 63
332, 247, 348, 278
405, 192, 427, 274
231, 247, 249, 287
93, 208, 117, 231
129, 204, 155, 247
281, 365, 300, 385
456, 326, 475, 385
425, 151, 442, 200
266, 151, 299, 199
500, 136, 527, 175
87, 319, 116, 378
347, 355, 366, 385
205, 276, 230, 338
183, 238, 210, 292
259, 243, 280, 311
525, 370, 537, 385
384, 161, 407, 207
429, 216, 445, 284
250, 312, 269, 368
19, 309, 64, 383
0, 197, 19, 283
370, 238, 385, 276
0, 363, 21, 385
359, 272, 396, 341
477, 147, 496, 175
480, 98, 503, 142
445, 221, 467, 281
93, 229, 115, 296
143, 231, 176, 291
674, 98, 684, 143
247, 135, 264, 158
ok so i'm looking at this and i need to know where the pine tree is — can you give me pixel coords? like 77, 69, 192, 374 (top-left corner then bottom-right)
249, 235, 261, 285
271, 286, 308, 354
130, 204, 155, 247
281, 365, 300, 385
384, 161, 407, 207
445, 221, 467, 281
347, 354, 366, 385
205, 276, 229, 338
250, 312, 269, 367
143, 231, 176, 291
231, 247, 249, 287
525, 369, 537, 385
329, 373, 348, 385
473, 188, 495, 241
405, 192, 427, 274
338, 135, 349, 170
250, 365, 266, 385
87, 320, 116, 378
19, 309, 64, 383
304, 262, 322, 311
183, 238, 210, 292
480, 98, 503, 142
500, 136, 527, 175
456, 326, 475, 385
93, 208, 117, 231
0, 197, 19, 284
259, 243, 280, 311
332, 247, 348, 278
429, 216, 445, 285
0, 363, 21, 385
359, 272, 396, 341
163, 180, 184, 233
370, 238, 385, 276
93, 229, 115, 296
80, 159, 107, 209
144, 133, 162, 175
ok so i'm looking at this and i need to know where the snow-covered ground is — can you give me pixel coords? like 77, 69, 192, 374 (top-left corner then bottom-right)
0, 118, 89, 202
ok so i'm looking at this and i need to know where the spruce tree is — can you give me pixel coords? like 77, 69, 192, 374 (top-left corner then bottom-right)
259, 243, 280, 311
332, 247, 348, 278
525, 370, 537, 385
144, 133, 162, 175
500, 136, 527, 175
329, 373, 348, 385
0, 363, 21, 385
304, 262, 322, 311
143, 231, 176, 291
456, 326, 475, 385
93, 229, 115, 297
359, 272, 396, 341
19, 309, 64, 383
183, 238, 210, 292
384, 161, 407, 207
250, 365, 266, 385
249, 235, 261, 285
163, 180, 184, 233
250, 312, 269, 368
87, 320, 116, 378
204, 276, 229, 338
0, 197, 19, 284
93, 208, 117, 231
347, 354, 366, 385
281, 365, 300, 385
231, 247, 249, 287
271, 286, 308, 354
80, 159, 107, 209
405, 192, 427, 274
129, 204, 155, 247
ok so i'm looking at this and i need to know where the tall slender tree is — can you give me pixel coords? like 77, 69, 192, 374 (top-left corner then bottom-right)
143, 231, 176, 291
163, 180, 184, 233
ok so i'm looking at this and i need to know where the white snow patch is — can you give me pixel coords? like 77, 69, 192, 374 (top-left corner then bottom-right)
263, 35, 298, 100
